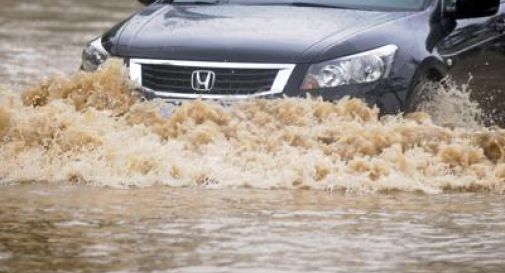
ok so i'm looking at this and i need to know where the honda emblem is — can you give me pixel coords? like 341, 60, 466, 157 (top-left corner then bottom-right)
191, 70, 216, 91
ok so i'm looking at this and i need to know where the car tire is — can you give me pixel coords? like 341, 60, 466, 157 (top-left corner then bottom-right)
405, 75, 438, 113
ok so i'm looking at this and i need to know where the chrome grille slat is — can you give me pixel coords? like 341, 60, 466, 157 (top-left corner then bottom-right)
142, 70, 277, 84
143, 65, 280, 76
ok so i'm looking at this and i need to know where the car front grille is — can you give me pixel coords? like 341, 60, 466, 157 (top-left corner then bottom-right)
129, 60, 295, 99
141, 64, 279, 95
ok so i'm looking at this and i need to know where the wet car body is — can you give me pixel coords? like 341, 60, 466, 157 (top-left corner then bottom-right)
84, 0, 505, 115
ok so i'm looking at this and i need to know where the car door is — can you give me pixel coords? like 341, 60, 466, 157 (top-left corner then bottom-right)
438, 1, 505, 124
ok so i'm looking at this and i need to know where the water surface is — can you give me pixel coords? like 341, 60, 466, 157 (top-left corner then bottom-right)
0, 0, 138, 88
1, 185, 505, 273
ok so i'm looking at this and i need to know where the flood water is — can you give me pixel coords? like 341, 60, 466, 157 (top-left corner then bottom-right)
1, 1, 505, 273
0, 0, 138, 88
2, 185, 505, 273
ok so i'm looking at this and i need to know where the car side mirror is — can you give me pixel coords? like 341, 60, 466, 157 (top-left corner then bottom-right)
138, 0, 157, 5
445, 0, 500, 19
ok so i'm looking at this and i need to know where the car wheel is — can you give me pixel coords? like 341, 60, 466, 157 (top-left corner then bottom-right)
405, 75, 439, 113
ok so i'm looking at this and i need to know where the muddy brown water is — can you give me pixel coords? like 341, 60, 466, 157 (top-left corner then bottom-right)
0, 0, 138, 88
1, 1, 505, 273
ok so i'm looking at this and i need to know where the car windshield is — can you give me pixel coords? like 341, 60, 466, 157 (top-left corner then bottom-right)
167, 0, 428, 11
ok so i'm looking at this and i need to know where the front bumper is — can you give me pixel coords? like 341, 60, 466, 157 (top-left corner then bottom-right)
138, 81, 386, 107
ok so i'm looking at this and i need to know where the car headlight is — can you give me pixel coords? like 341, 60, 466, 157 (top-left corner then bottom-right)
301, 45, 398, 90
81, 37, 110, 72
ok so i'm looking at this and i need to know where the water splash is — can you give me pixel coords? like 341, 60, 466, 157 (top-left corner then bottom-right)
1, 60, 504, 194
414, 78, 483, 129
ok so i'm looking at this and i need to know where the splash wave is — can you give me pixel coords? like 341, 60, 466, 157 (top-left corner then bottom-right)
1, 60, 504, 194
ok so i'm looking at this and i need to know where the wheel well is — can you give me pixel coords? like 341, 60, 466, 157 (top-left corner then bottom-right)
425, 68, 444, 82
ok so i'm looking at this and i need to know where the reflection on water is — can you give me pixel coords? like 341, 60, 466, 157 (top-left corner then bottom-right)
1, 185, 505, 273
1, 1, 505, 272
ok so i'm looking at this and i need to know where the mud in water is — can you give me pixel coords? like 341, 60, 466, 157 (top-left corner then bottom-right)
1, 60, 504, 194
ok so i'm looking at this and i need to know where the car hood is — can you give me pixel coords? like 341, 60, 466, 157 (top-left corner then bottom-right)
105, 4, 412, 63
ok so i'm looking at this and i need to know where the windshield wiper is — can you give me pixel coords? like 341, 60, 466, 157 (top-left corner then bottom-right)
166, 0, 223, 4
165, 0, 354, 9
252, 1, 350, 9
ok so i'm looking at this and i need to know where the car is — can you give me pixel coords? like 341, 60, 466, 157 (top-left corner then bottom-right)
81, 0, 505, 117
